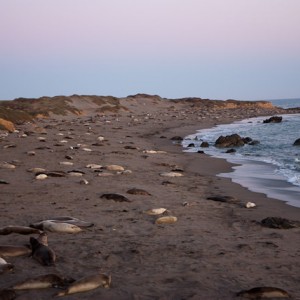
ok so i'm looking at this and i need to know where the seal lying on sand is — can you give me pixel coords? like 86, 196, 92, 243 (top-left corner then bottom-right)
30, 237, 56, 266
0, 246, 31, 257
56, 273, 111, 297
236, 286, 291, 298
13, 274, 74, 290
30, 221, 82, 233
0, 226, 42, 235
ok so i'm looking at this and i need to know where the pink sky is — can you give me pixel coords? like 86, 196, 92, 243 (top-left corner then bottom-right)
1, 0, 300, 99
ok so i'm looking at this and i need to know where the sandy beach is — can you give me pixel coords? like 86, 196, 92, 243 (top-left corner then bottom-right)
0, 96, 299, 299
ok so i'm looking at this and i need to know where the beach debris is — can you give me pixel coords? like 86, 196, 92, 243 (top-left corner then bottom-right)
0, 245, 31, 257
82, 148, 92, 152
245, 202, 256, 208
30, 237, 56, 266
80, 179, 89, 185
35, 174, 48, 180
236, 286, 291, 298
56, 273, 111, 297
100, 193, 131, 202
159, 172, 183, 177
27, 150, 36, 156
155, 216, 177, 225
0, 226, 41, 235
30, 221, 83, 233
206, 195, 239, 204
0, 180, 9, 184
37, 137, 46, 142
144, 208, 167, 215
127, 188, 151, 196
122, 169, 132, 175
260, 217, 300, 229
105, 165, 125, 171
3, 144, 17, 149
12, 273, 74, 290
31, 217, 94, 229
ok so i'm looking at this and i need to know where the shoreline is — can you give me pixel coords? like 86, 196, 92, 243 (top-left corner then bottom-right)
1, 102, 300, 299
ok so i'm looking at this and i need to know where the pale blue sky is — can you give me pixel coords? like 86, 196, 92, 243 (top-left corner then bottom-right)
1, 0, 300, 100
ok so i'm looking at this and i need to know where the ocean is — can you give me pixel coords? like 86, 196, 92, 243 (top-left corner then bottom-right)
183, 98, 300, 208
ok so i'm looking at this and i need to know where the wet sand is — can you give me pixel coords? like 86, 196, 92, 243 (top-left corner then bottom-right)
0, 99, 299, 299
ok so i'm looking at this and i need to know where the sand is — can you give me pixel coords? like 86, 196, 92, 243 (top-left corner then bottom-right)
0, 99, 299, 299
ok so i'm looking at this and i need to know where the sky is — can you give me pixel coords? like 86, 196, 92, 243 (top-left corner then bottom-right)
1, 0, 300, 101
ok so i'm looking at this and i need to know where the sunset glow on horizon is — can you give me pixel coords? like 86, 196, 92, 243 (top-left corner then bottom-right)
1, 0, 300, 100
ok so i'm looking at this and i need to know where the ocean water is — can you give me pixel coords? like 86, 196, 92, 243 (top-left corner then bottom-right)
269, 98, 300, 109
183, 107, 300, 208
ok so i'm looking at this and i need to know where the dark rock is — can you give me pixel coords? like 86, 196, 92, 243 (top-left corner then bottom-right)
263, 116, 282, 123
293, 138, 300, 146
261, 217, 300, 229
249, 140, 260, 145
200, 142, 209, 148
170, 136, 183, 141
226, 148, 236, 153
187, 143, 195, 147
243, 137, 252, 144
0, 289, 16, 300
215, 134, 245, 148
206, 195, 239, 204
100, 193, 131, 202
197, 150, 205, 154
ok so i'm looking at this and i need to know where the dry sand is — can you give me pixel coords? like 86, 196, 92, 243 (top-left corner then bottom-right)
0, 98, 299, 299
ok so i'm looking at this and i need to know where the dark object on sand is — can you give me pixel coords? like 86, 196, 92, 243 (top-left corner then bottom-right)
100, 193, 131, 202
0, 180, 9, 184
30, 237, 56, 266
0, 289, 16, 300
263, 116, 282, 123
206, 195, 239, 204
170, 136, 183, 141
126, 188, 151, 196
260, 217, 300, 229
236, 286, 291, 298
293, 138, 300, 146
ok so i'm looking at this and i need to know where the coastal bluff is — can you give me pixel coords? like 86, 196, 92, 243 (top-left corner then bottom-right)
1, 94, 298, 132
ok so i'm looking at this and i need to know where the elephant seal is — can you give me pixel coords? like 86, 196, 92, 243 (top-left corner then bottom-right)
0, 289, 16, 300
30, 221, 82, 233
0, 226, 42, 235
56, 273, 111, 297
37, 232, 48, 246
236, 287, 291, 298
0, 257, 14, 274
31, 217, 94, 229
13, 274, 74, 290
0, 246, 31, 257
30, 237, 56, 266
